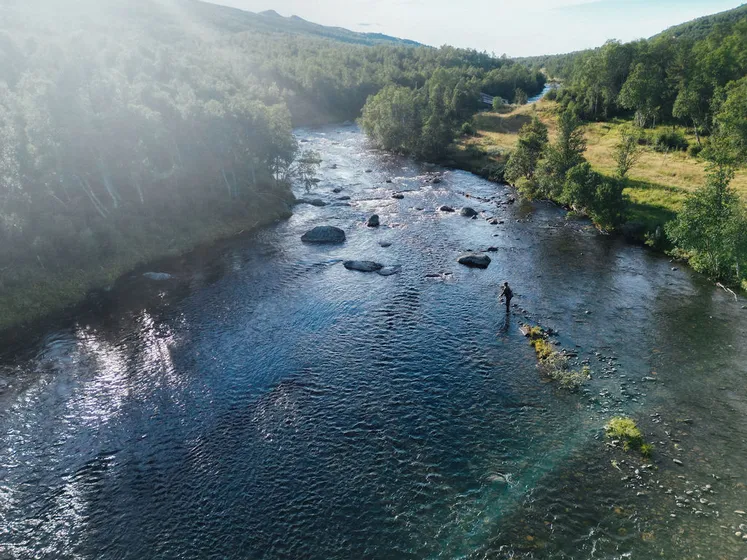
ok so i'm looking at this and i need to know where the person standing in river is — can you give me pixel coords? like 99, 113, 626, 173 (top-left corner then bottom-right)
499, 281, 513, 312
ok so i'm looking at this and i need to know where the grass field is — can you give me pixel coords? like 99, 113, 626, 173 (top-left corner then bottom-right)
454, 100, 747, 231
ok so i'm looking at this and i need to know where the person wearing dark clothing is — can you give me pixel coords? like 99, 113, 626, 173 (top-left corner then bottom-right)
499, 281, 513, 312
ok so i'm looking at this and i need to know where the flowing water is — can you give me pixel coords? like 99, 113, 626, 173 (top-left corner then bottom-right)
1, 125, 746, 559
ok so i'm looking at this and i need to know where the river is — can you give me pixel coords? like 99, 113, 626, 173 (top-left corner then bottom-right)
0, 125, 745, 559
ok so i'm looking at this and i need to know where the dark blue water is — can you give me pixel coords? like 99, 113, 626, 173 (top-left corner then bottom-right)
1, 126, 746, 559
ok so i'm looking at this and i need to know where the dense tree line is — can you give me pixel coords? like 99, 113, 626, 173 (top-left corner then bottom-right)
357, 58, 544, 158
359, 69, 482, 160
504, 111, 626, 231
548, 19, 747, 136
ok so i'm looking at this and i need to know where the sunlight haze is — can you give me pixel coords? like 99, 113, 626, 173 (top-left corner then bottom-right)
210, 0, 746, 55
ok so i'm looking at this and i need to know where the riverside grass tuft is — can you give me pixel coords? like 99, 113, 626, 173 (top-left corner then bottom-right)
605, 417, 654, 457
524, 324, 590, 390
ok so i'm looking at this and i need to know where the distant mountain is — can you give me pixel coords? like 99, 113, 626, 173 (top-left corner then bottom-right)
654, 3, 747, 41
184, 0, 423, 47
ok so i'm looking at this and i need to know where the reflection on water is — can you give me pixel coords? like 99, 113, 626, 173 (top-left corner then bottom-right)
0, 125, 745, 559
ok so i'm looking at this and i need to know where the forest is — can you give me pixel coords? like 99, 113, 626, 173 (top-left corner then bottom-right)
0, 0, 547, 329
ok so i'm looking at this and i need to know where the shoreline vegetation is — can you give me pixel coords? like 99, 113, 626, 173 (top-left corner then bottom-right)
445, 97, 747, 244
0, 191, 294, 335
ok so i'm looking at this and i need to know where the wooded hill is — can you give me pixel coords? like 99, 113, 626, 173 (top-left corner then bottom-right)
0, 0, 543, 329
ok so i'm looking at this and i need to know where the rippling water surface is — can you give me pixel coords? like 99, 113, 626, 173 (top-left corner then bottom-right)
1, 126, 746, 559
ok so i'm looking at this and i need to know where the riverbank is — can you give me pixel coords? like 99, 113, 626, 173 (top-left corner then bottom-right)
450, 100, 747, 235
0, 189, 294, 335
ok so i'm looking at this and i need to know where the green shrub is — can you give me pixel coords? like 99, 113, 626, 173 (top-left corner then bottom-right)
605, 417, 644, 451
547, 364, 589, 390
688, 143, 703, 158
653, 130, 689, 152
544, 88, 558, 101
531, 338, 555, 360
640, 443, 655, 458
461, 121, 477, 136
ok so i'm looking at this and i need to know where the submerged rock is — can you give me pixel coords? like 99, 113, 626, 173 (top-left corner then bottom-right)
432, 177, 443, 184
296, 198, 327, 207
343, 260, 383, 272
458, 253, 491, 269
301, 226, 346, 244
379, 241, 392, 248
460, 207, 478, 218
143, 272, 173, 281
332, 187, 343, 193
377, 265, 401, 276
439, 205, 455, 212
487, 473, 509, 484
367, 215, 380, 227
392, 193, 405, 200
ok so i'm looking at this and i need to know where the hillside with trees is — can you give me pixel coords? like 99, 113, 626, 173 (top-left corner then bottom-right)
0, 0, 549, 330
456, 4, 747, 288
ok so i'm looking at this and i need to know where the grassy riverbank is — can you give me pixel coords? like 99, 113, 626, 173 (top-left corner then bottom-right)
0, 191, 293, 334
450, 100, 747, 233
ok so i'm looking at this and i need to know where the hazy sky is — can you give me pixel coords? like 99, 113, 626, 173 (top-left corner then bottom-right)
209, 0, 745, 56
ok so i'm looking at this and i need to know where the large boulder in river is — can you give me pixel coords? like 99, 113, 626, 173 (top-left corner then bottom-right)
460, 207, 478, 218
301, 226, 346, 244
343, 260, 383, 272
458, 253, 491, 269
367, 214, 380, 228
